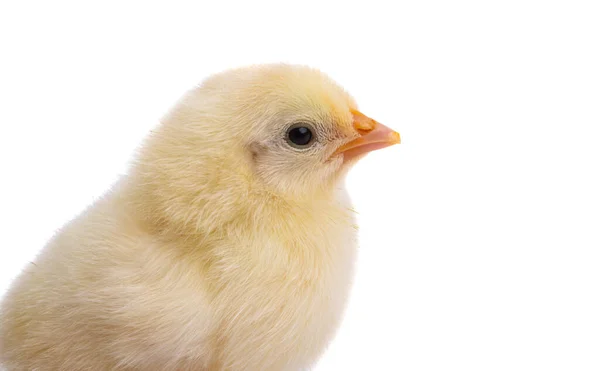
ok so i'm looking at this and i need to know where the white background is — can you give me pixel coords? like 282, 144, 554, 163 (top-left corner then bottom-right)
1, 1, 599, 370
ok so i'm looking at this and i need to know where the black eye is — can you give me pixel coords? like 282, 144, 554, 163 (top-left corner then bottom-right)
286, 124, 315, 148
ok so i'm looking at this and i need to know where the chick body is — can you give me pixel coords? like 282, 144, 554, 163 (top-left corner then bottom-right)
0, 64, 395, 370
1, 181, 355, 370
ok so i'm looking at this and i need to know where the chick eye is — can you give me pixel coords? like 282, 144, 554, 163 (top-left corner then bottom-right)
286, 124, 315, 148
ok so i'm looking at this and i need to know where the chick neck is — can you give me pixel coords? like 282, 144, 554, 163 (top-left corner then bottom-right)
121, 155, 348, 242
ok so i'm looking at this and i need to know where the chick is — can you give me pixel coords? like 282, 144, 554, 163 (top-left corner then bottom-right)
0, 64, 400, 371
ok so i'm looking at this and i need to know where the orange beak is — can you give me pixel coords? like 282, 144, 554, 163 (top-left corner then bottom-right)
333, 109, 401, 162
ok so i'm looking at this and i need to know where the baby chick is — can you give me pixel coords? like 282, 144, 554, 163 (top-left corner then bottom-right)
0, 64, 400, 371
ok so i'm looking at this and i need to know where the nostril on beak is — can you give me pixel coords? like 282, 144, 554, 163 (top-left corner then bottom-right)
351, 109, 378, 134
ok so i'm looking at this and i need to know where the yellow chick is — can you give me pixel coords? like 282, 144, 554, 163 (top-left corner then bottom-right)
0, 64, 400, 370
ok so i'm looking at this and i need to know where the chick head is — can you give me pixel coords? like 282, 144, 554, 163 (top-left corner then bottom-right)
188, 65, 397, 193
132, 64, 399, 230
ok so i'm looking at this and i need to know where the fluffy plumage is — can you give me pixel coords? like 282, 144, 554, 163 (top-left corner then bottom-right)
0, 64, 399, 370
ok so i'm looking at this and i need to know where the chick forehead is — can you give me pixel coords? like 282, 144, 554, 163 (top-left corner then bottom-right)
203, 64, 357, 125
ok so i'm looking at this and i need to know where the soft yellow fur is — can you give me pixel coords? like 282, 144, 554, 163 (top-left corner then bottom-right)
0, 64, 368, 370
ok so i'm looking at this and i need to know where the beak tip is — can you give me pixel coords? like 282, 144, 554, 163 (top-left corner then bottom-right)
390, 131, 401, 144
